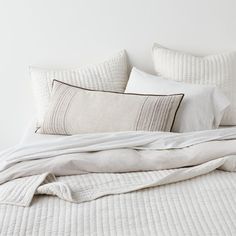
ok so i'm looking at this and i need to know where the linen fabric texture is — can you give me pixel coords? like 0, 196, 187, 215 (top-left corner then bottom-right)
38, 80, 183, 135
125, 68, 229, 132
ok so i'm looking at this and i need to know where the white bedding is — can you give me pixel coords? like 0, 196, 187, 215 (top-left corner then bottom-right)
20, 121, 235, 145
0, 170, 235, 235
20, 121, 63, 144
1, 127, 236, 235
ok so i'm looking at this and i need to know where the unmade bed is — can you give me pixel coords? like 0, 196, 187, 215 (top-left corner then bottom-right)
1, 45, 236, 236
0, 127, 236, 235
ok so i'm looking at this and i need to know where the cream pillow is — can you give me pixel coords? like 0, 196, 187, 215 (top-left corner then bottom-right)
38, 80, 184, 135
125, 68, 229, 132
152, 43, 236, 125
30, 50, 129, 127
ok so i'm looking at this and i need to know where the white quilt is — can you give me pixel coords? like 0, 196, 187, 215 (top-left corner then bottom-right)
0, 128, 236, 235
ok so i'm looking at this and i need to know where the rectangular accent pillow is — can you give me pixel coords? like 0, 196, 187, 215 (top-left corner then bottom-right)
152, 43, 236, 125
30, 50, 129, 127
38, 80, 184, 135
125, 68, 229, 133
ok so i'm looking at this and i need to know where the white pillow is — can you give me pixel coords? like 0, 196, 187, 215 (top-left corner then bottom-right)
152, 43, 236, 125
30, 50, 128, 127
125, 68, 230, 132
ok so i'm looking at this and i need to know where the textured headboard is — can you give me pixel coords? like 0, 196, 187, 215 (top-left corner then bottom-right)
0, 0, 235, 149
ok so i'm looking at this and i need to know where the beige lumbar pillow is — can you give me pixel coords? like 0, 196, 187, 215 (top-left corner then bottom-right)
152, 43, 236, 125
30, 50, 129, 128
38, 80, 184, 135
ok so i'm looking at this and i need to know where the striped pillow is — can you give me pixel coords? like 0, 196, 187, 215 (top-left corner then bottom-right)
38, 80, 184, 135
152, 43, 236, 125
30, 50, 129, 127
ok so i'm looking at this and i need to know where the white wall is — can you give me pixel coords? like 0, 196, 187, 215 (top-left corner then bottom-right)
0, 0, 235, 150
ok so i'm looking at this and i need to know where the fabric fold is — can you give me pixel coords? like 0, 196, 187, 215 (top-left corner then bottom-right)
0, 128, 236, 206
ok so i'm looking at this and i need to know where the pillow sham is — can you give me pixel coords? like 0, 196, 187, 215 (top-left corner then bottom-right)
125, 68, 229, 132
30, 50, 129, 127
38, 80, 184, 135
152, 43, 236, 125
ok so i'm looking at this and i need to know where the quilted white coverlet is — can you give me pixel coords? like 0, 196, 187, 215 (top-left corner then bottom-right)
0, 128, 236, 235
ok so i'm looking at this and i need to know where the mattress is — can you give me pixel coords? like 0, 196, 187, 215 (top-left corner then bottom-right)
0, 126, 236, 236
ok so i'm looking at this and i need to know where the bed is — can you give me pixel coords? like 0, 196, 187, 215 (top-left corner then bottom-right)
1, 47, 236, 236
